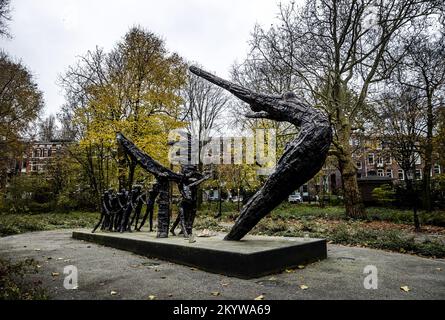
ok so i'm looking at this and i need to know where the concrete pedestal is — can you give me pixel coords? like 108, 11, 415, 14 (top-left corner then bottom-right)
72, 230, 327, 279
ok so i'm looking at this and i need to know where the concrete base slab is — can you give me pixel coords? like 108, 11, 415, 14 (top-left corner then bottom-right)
72, 230, 327, 279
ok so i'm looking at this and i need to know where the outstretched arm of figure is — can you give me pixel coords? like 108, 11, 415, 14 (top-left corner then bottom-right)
187, 174, 211, 188
116, 133, 183, 182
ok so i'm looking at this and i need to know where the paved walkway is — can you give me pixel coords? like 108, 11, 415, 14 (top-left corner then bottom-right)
0, 230, 444, 300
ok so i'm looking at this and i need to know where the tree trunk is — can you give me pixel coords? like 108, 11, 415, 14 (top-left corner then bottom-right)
336, 126, 366, 219
196, 162, 204, 209
423, 93, 434, 212
340, 161, 365, 218
406, 175, 421, 231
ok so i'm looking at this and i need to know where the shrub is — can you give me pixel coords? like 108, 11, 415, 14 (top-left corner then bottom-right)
2, 176, 56, 214
372, 184, 396, 205
0, 258, 48, 300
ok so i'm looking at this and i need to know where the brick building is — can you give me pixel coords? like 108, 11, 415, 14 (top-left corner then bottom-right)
14, 140, 71, 175
302, 136, 442, 201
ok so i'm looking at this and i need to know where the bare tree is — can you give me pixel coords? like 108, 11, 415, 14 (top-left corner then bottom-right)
396, 31, 445, 211
0, 0, 11, 38
233, 0, 441, 218
39, 114, 58, 141
376, 84, 425, 230
181, 65, 230, 166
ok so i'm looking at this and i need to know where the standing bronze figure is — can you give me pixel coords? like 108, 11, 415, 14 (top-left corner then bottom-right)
190, 66, 332, 241
170, 165, 209, 237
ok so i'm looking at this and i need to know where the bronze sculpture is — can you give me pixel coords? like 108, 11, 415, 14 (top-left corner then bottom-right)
170, 165, 210, 237
94, 65, 332, 241
189, 66, 332, 241
116, 132, 182, 238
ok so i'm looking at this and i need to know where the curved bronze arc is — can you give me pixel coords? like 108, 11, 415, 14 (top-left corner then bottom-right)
116, 132, 183, 182
190, 66, 332, 241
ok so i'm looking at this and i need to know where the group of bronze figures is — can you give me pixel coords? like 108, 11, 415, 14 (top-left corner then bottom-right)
92, 185, 156, 234
93, 65, 332, 241
92, 160, 209, 238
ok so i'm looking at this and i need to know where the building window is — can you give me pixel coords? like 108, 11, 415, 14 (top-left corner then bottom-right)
48, 149, 52, 157
34, 149, 41, 158
43, 149, 48, 157
398, 169, 404, 180
415, 169, 422, 180
386, 169, 393, 178
377, 157, 384, 166
356, 161, 362, 169
377, 169, 384, 177
368, 153, 375, 165
368, 170, 376, 176
434, 164, 441, 175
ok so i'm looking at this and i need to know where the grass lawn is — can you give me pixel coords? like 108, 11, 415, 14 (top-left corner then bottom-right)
200, 202, 445, 258
1, 203, 445, 258
0, 211, 98, 237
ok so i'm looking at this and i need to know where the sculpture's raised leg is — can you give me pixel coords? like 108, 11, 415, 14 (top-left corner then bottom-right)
190, 66, 332, 241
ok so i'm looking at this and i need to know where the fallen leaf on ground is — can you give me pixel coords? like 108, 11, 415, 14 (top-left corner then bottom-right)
400, 286, 410, 292
57, 258, 63, 260
168, 294, 173, 297
285, 269, 295, 273
211, 292, 220, 296
436, 268, 442, 271
221, 282, 229, 287
64, 259, 71, 263
297, 265, 305, 269
197, 229, 216, 237
110, 291, 118, 296
268, 277, 277, 281
35, 249, 41, 251
300, 285, 309, 290
190, 268, 196, 271
51, 272, 59, 277
254, 295, 265, 300
148, 295, 156, 300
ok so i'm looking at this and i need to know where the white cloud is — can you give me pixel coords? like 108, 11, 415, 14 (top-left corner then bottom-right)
0, 0, 289, 116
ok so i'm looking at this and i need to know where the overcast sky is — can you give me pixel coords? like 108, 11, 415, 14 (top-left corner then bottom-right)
0, 0, 289, 117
